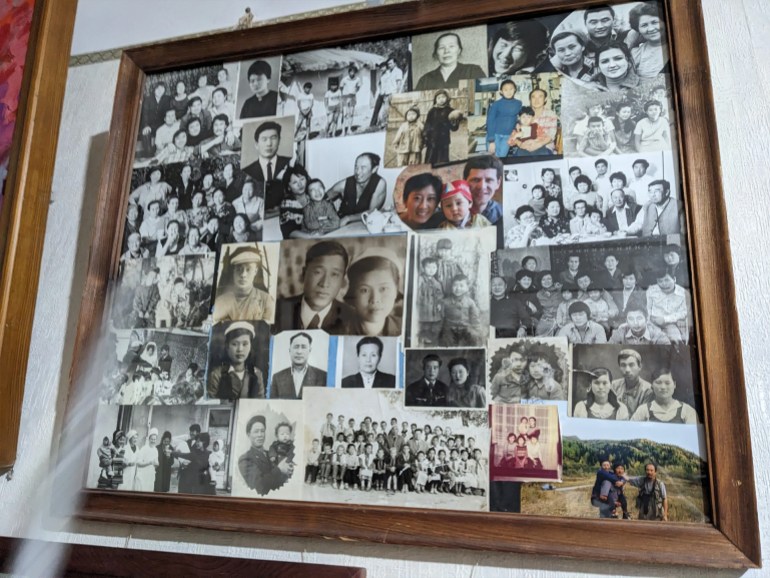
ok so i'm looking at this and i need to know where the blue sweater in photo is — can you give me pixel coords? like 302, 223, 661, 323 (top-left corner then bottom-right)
486, 97, 523, 142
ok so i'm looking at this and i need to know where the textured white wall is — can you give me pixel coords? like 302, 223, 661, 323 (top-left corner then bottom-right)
1, 1, 767, 576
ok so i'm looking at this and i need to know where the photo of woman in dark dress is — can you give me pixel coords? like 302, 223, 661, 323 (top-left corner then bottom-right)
423, 90, 463, 165
154, 430, 175, 492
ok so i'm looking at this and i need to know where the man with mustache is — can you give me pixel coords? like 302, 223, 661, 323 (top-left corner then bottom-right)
273, 240, 353, 334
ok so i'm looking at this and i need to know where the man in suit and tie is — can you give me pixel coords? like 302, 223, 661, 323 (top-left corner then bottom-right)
341, 336, 396, 388
269, 332, 327, 399
604, 189, 641, 233
273, 241, 352, 334
405, 354, 448, 407
242, 120, 292, 212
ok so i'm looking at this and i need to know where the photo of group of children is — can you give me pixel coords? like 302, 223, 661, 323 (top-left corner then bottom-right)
89, 1, 710, 522
302, 389, 489, 511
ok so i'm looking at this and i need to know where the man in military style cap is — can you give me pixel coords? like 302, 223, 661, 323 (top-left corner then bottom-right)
214, 244, 275, 323
238, 414, 293, 495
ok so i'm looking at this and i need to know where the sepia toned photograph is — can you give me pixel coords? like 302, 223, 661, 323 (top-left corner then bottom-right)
561, 73, 675, 156
409, 228, 496, 347
520, 418, 709, 522
571, 343, 700, 423
303, 388, 489, 510
487, 337, 570, 403
465, 74, 561, 160
489, 403, 562, 483
383, 88, 469, 168
335, 335, 400, 389
206, 320, 271, 400
279, 38, 411, 140
234, 56, 283, 121
274, 235, 408, 337
403, 348, 487, 409
549, 2, 669, 88
87, 403, 235, 496
412, 26, 488, 92
231, 399, 305, 500
213, 242, 279, 324
269, 329, 331, 400
99, 329, 209, 405
111, 254, 216, 332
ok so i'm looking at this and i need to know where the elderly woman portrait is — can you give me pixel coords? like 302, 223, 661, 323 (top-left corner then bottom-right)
213, 245, 275, 323
415, 30, 487, 91
398, 172, 444, 230
341, 336, 396, 388
207, 321, 266, 399
343, 254, 402, 337
446, 357, 486, 408
549, 31, 594, 82
487, 20, 551, 78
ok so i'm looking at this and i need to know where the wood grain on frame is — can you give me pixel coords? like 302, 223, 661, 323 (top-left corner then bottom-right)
0, 536, 367, 577
71, 0, 761, 568
0, 0, 77, 476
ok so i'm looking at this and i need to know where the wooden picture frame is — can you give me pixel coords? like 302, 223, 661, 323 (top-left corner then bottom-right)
0, 0, 78, 476
70, 0, 760, 569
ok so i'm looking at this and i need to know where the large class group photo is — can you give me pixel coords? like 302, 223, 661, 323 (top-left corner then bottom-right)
302, 389, 489, 511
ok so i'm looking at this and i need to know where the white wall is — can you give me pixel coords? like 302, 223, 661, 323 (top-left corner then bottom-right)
1, 1, 768, 576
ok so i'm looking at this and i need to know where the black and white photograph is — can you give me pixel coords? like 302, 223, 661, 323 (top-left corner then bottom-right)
384, 88, 469, 168
303, 388, 489, 510
486, 17, 560, 78
124, 158, 259, 256
206, 320, 271, 400
268, 329, 331, 400
134, 63, 240, 166
213, 242, 279, 323
231, 399, 305, 500
549, 2, 669, 88
409, 228, 495, 347
234, 56, 282, 121
491, 236, 692, 343
520, 417, 709, 522
99, 329, 209, 405
87, 403, 235, 495
403, 348, 487, 409
487, 337, 570, 403
411, 26, 488, 91
274, 235, 408, 336
502, 152, 680, 248
489, 404, 562, 483
292, 132, 406, 240
239, 115, 297, 215
278, 38, 411, 141
111, 254, 216, 332
570, 343, 700, 423
465, 74, 561, 160
335, 335, 400, 389
561, 73, 675, 156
